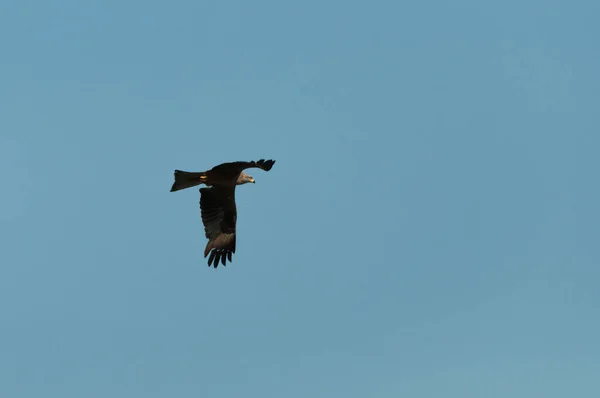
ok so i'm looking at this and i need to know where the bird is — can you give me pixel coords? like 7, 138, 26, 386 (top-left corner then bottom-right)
170, 159, 276, 268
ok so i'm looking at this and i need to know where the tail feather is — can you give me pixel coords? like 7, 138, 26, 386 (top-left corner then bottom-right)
170, 170, 207, 192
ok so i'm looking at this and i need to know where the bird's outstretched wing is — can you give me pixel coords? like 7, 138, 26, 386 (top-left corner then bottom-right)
199, 186, 237, 268
211, 159, 276, 174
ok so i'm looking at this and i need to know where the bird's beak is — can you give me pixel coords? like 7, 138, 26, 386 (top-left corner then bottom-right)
250, 178, 255, 184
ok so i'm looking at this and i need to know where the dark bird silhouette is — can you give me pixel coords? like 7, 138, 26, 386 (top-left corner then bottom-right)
170, 159, 276, 268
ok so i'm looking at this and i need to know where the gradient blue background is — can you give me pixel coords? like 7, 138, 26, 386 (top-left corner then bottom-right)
1, 0, 599, 397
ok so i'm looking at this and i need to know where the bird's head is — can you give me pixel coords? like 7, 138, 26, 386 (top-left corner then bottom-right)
237, 172, 255, 185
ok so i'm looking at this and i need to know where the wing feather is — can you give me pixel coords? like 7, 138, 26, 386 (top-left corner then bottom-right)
210, 159, 276, 175
199, 186, 237, 268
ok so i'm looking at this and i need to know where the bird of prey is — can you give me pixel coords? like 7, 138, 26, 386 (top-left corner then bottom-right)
170, 159, 276, 268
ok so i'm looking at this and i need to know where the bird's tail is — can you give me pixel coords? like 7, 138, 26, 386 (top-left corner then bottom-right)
170, 170, 208, 192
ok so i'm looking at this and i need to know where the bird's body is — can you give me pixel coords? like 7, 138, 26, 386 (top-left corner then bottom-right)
170, 159, 275, 268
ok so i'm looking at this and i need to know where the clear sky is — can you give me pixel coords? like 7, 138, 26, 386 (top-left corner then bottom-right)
1, 0, 599, 397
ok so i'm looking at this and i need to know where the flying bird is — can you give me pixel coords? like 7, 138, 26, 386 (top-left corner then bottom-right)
170, 159, 276, 268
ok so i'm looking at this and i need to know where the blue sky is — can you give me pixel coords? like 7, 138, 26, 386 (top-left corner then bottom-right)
1, 0, 599, 396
